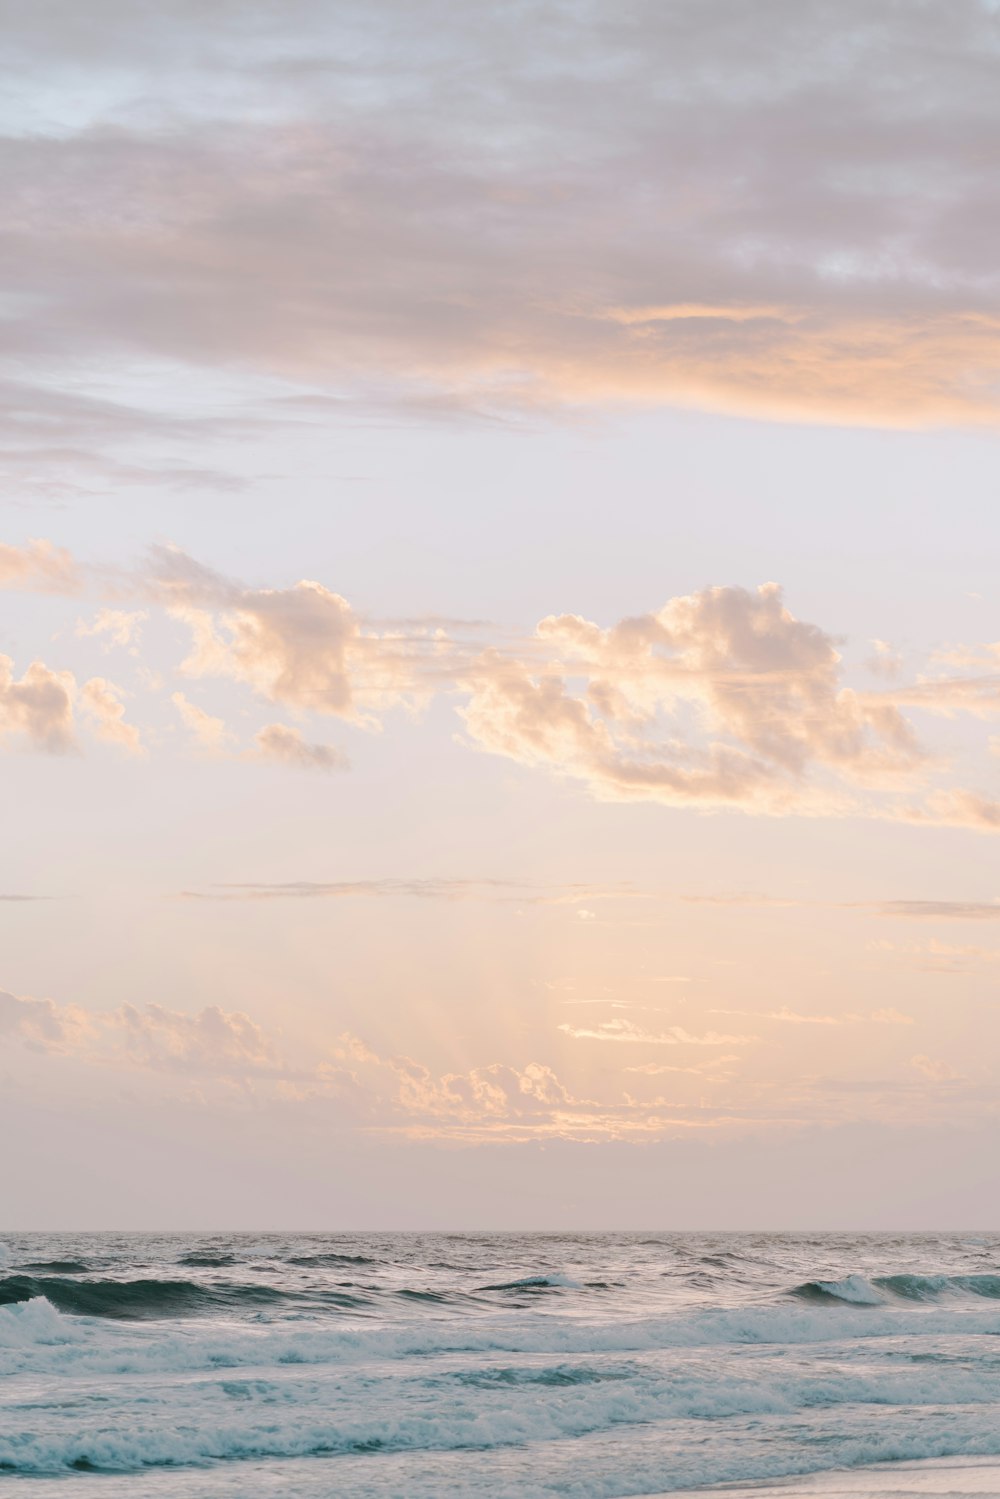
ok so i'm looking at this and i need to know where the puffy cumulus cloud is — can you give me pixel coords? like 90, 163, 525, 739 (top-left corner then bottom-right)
175, 581, 361, 714
0, 987, 281, 1080
149, 546, 425, 723
460, 584, 924, 817
116, 1003, 277, 1074
0, 539, 79, 593
8, 3, 1000, 430
0, 990, 94, 1051
325, 1035, 750, 1142
252, 722, 348, 771
0, 655, 76, 753
80, 677, 144, 756
0, 654, 141, 758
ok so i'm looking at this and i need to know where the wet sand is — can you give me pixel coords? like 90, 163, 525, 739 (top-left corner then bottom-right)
671, 1458, 1000, 1497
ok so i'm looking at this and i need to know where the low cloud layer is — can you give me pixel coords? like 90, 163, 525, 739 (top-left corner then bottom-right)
3, 981, 990, 1142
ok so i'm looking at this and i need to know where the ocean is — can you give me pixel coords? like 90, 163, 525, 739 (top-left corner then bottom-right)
4, 1231, 1000, 1496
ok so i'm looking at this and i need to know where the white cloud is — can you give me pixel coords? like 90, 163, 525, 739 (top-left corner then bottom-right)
171, 691, 232, 753
252, 722, 348, 771
460, 583, 923, 816
80, 677, 144, 756
0, 655, 76, 753
558, 1018, 756, 1046
76, 608, 148, 652
0, 539, 79, 594
911, 1054, 963, 1082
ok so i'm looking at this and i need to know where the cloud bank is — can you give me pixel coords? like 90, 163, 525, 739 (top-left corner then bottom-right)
4, 0, 1000, 438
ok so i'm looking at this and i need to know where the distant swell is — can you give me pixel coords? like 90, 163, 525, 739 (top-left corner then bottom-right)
481, 1274, 582, 1292
287, 1253, 379, 1267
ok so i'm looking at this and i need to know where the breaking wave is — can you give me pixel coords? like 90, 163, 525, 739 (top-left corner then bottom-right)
792, 1273, 1000, 1306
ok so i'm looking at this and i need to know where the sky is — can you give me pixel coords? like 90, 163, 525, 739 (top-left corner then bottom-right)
5, 0, 1000, 1229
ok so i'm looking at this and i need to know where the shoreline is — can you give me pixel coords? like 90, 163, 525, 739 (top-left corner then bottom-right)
668, 1457, 1000, 1497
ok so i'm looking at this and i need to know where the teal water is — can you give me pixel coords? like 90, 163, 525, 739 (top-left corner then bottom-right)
4, 1232, 1000, 1496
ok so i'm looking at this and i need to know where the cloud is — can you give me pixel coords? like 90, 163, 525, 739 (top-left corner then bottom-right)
116, 1003, 277, 1074
872, 900, 1000, 921
625, 1056, 740, 1076
0, 990, 94, 1051
460, 583, 924, 816
558, 1018, 755, 1046
327, 1034, 758, 1141
80, 677, 144, 756
0, 984, 755, 1139
710, 1007, 913, 1026
149, 545, 422, 722
10, 544, 1000, 827
171, 690, 232, 754
911, 1054, 963, 1082
869, 937, 1000, 974
7, 2, 1000, 430
76, 608, 148, 651
0, 655, 76, 753
910, 789, 1000, 832
0, 987, 280, 1079
178, 876, 638, 902
0, 538, 79, 593
252, 722, 348, 771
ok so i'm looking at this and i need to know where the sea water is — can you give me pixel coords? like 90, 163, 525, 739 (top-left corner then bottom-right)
4, 1231, 1000, 1496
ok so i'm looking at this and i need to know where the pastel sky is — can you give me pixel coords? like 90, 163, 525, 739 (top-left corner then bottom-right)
5, 0, 1000, 1228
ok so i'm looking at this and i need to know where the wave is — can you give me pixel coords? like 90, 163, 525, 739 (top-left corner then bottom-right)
481, 1273, 583, 1291
286, 1253, 379, 1267
792, 1273, 1000, 1306
15, 1260, 90, 1275
177, 1252, 237, 1267
6, 1351, 1000, 1477
9, 1291, 1000, 1372
792, 1275, 886, 1305
0, 1275, 367, 1321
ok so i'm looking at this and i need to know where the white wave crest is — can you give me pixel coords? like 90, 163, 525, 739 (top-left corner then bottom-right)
0, 1296, 81, 1349
811, 1275, 886, 1305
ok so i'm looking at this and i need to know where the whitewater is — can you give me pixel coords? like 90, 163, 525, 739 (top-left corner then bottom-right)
4, 1233, 1000, 1496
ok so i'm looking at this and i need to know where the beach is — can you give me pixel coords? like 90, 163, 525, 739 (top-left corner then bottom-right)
674, 1458, 1000, 1496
